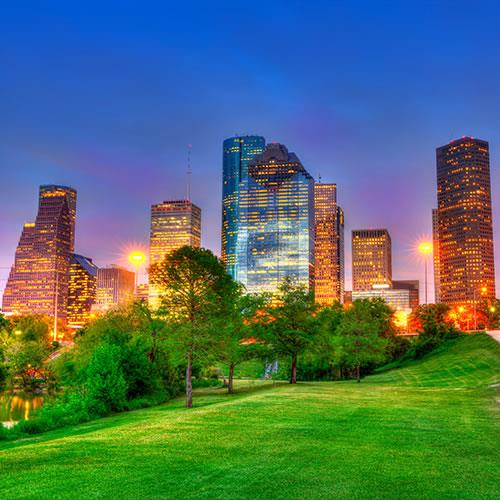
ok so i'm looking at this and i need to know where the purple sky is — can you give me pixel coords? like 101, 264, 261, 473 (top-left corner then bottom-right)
1, 1, 500, 302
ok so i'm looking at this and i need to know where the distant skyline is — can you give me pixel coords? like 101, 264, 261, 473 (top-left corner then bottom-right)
1, 1, 500, 301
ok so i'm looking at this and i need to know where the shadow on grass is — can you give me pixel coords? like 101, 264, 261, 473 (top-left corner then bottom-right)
0, 380, 285, 451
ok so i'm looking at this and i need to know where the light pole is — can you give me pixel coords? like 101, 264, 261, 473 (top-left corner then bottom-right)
128, 251, 146, 296
418, 242, 432, 304
473, 285, 488, 331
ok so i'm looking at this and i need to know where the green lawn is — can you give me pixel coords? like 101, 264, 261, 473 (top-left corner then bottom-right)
1, 334, 499, 499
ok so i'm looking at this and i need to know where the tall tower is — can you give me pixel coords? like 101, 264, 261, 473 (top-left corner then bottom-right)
222, 136, 266, 279
2, 185, 77, 321
92, 266, 135, 313
67, 254, 98, 327
436, 137, 496, 305
237, 143, 315, 294
149, 199, 201, 306
432, 208, 441, 303
352, 229, 392, 291
314, 183, 344, 305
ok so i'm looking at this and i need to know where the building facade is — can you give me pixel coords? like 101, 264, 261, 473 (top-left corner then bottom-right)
436, 137, 496, 305
352, 229, 392, 291
149, 199, 201, 306
92, 266, 135, 313
67, 254, 98, 327
314, 183, 344, 305
2, 185, 77, 321
222, 136, 266, 279
236, 143, 315, 294
392, 280, 419, 310
432, 208, 441, 303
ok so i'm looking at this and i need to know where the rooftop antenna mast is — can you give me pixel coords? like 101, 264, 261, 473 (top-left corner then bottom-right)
318, 172, 322, 184
187, 144, 192, 201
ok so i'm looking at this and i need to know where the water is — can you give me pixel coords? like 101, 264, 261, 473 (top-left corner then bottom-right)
0, 392, 44, 426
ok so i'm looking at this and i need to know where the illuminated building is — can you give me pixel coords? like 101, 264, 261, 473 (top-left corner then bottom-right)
236, 142, 314, 294
314, 183, 344, 305
67, 254, 98, 327
352, 229, 392, 291
432, 208, 441, 303
92, 266, 134, 312
392, 280, 419, 310
436, 137, 496, 305
135, 283, 149, 302
149, 199, 201, 306
222, 136, 266, 279
2, 185, 77, 321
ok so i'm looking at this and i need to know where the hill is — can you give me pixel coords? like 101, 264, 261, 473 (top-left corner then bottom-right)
0, 335, 498, 499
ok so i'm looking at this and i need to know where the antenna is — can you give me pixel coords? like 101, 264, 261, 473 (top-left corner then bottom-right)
187, 144, 192, 201
318, 172, 322, 184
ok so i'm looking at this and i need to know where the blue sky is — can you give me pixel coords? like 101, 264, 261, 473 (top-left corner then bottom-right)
1, 0, 500, 298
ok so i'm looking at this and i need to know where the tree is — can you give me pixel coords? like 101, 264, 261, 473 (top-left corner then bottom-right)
150, 246, 237, 407
264, 277, 318, 384
217, 290, 269, 393
85, 343, 127, 416
331, 300, 389, 382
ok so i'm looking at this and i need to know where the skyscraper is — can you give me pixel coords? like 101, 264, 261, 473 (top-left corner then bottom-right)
236, 142, 315, 294
149, 199, 201, 306
222, 136, 266, 279
432, 208, 441, 303
352, 229, 392, 291
67, 254, 98, 327
314, 183, 345, 305
92, 266, 135, 313
2, 185, 77, 321
435, 137, 496, 305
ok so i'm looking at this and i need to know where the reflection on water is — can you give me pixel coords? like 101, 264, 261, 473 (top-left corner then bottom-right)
0, 392, 44, 424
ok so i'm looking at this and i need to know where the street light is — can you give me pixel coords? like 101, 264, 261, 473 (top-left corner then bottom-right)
418, 242, 432, 305
128, 251, 146, 295
473, 285, 488, 331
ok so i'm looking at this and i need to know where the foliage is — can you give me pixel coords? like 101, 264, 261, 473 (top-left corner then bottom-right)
330, 300, 389, 382
150, 245, 238, 407
84, 343, 128, 416
262, 277, 319, 384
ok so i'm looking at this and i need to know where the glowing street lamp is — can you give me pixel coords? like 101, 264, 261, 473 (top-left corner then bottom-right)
128, 251, 146, 294
418, 242, 432, 304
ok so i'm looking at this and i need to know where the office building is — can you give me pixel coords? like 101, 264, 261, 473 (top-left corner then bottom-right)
67, 254, 98, 327
92, 266, 134, 312
432, 208, 441, 303
436, 137, 496, 305
392, 280, 419, 310
149, 199, 201, 306
314, 183, 344, 304
222, 136, 266, 279
352, 229, 392, 291
2, 185, 77, 321
236, 142, 314, 294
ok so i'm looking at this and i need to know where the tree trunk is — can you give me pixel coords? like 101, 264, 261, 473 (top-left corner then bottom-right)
290, 353, 297, 384
356, 364, 361, 383
228, 363, 235, 394
186, 351, 193, 408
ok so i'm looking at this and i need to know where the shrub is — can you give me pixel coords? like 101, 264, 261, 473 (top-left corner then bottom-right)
85, 343, 127, 416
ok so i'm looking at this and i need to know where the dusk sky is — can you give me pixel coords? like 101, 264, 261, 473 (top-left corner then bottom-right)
1, 1, 500, 300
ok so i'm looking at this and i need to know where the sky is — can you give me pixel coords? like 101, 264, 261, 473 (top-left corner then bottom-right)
1, 0, 500, 301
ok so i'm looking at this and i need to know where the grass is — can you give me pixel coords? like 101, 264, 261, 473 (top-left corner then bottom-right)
0, 334, 499, 499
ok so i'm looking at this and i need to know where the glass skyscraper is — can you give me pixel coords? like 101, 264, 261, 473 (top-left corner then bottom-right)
222, 136, 265, 279
236, 143, 315, 294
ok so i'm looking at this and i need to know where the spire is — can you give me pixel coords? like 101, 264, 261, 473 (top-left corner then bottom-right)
187, 144, 192, 201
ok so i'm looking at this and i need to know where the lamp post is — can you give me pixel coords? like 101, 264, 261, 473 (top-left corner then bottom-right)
418, 242, 432, 305
128, 251, 146, 296
473, 286, 488, 331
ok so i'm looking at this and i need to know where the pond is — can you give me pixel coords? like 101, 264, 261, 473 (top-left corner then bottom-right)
0, 392, 44, 426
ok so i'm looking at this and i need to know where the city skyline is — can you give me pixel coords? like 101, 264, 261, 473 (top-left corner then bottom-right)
2, 2, 500, 302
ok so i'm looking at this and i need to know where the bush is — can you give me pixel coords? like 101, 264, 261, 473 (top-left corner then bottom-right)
85, 343, 127, 416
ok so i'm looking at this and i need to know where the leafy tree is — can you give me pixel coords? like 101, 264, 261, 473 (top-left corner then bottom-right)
85, 343, 127, 416
264, 277, 319, 384
331, 300, 389, 382
150, 246, 237, 407
217, 290, 270, 393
